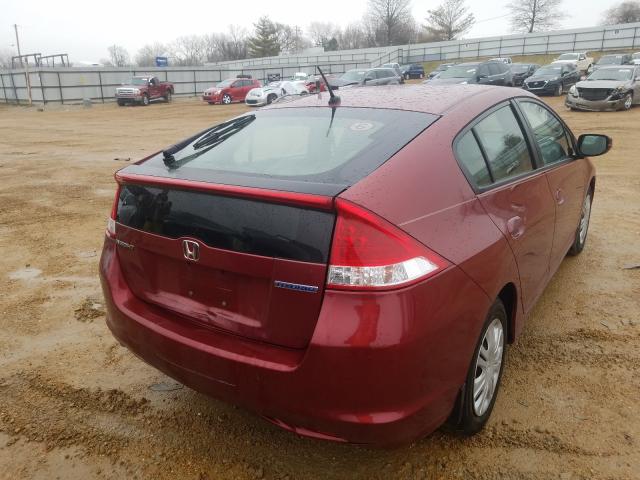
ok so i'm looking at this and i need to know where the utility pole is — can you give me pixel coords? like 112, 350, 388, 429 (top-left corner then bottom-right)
13, 24, 32, 105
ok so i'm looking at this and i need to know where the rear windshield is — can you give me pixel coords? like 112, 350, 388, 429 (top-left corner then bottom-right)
511, 64, 530, 73
439, 65, 477, 79
340, 71, 366, 82
132, 107, 437, 191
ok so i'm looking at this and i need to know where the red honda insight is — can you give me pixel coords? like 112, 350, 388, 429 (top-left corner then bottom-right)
100, 84, 611, 445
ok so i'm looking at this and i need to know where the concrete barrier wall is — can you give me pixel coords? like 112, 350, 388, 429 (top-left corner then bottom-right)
2, 22, 640, 104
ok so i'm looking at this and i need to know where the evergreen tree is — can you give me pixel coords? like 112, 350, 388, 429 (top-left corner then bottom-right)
248, 17, 281, 58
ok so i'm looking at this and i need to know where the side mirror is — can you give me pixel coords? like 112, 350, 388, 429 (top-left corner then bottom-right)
577, 134, 612, 157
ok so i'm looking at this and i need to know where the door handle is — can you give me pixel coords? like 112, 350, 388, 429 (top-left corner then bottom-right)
507, 216, 525, 239
555, 189, 565, 205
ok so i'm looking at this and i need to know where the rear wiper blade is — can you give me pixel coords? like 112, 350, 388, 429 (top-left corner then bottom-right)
193, 114, 255, 150
162, 114, 255, 166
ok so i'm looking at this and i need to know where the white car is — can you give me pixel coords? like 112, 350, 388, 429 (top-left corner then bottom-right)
245, 81, 308, 107
552, 52, 593, 74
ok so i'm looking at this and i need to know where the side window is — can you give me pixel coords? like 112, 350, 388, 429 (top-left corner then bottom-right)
477, 64, 490, 77
455, 131, 492, 188
473, 105, 533, 182
519, 101, 572, 165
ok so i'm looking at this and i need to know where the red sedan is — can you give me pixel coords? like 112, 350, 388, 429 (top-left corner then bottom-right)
100, 85, 611, 445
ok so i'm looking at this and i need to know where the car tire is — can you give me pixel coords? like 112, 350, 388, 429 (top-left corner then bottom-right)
458, 299, 507, 435
117, 99, 125, 107
222, 94, 232, 105
419, 73, 424, 79
266, 93, 277, 105
568, 190, 593, 256
141, 94, 149, 106
404, 73, 409, 80
164, 90, 172, 103
621, 92, 633, 111
555, 84, 563, 96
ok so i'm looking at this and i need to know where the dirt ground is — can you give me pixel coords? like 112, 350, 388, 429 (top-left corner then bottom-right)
0, 92, 638, 480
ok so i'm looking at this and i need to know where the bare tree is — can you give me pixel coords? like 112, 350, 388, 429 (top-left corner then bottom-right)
337, 23, 369, 50
204, 26, 249, 63
107, 45, 130, 67
307, 22, 340, 47
365, 0, 414, 46
603, 1, 640, 24
507, 0, 564, 33
276, 24, 312, 54
169, 35, 206, 66
424, 0, 475, 40
0, 49, 13, 69
135, 43, 167, 67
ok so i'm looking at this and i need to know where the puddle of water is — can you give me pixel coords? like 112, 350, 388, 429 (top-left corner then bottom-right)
8, 267, 42, 280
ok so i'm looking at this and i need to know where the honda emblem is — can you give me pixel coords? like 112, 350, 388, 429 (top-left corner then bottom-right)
182, 240, 200, 261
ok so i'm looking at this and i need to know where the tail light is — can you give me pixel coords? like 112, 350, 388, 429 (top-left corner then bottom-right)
327, 199, 449, 290
106, 185, 120, 239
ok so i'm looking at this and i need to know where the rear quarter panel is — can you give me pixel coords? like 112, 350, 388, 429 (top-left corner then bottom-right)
341, 90, 527, 339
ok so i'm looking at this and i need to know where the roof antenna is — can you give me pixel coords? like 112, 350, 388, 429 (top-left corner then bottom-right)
316, 66, 340, 106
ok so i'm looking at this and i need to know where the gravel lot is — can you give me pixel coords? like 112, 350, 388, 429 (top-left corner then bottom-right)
0, 93, 638, 480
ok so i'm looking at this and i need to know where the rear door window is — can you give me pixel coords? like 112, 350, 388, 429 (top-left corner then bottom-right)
488, 63, 502, 75
455, 131, 492, 187
518, 101, 572, 165
473, 105, 534, 182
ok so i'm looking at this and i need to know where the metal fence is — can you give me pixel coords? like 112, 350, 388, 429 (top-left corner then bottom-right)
2, 22, 640, 104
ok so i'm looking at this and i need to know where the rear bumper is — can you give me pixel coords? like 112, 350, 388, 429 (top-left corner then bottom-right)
565, 94, 624, 111
100, 238, 490, 445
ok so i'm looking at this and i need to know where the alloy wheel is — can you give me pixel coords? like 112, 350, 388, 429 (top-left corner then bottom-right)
222, 94, 231, 104
624, 94, 633, 110
473, 317, 504, 417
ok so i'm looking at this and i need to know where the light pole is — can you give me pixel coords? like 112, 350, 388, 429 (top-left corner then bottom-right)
13, 24, 32, 105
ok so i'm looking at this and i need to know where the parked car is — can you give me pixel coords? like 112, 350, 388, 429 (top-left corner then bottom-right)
523, 63, 580, 96
426, 62, 454, 79
490, 57, 512, 64
305, 75, 327, 93
566, 65, 640, 111
590, 53, 632, 73
203, 77, 261, 105
553, 52, 593, 74
426, 61, 513, 86
382, 63, 403, 76
100, 83, 610, 446
245, 81, 308, 107
510, 63, 540, 86
115, 76, 174, 106
330, 68, 403, 88
632, 52, 640, 65
402, 63, 426, 79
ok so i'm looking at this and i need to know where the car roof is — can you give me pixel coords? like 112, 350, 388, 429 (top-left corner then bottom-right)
264, 84, 534, 116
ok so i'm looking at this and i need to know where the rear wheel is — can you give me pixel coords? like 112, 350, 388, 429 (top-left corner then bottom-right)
458, 299, 507, 435
568, 191, 592, 256
621, 92, 633, 111
141, 94, 149, 106
555, 84, 563, 96
222, 94, 232, 105
164, 90, 172, 103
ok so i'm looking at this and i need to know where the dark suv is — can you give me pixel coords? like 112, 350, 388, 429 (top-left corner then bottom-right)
401, 64, 426, 79
425, 61, 513, 86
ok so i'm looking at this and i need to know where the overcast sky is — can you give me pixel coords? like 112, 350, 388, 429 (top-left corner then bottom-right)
1, 0, 620, 62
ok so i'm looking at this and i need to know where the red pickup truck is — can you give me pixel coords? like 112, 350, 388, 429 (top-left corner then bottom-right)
115, 76, 174, 106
